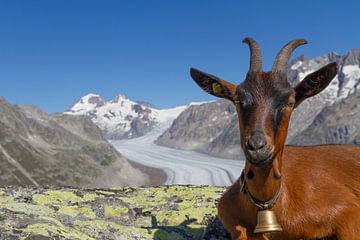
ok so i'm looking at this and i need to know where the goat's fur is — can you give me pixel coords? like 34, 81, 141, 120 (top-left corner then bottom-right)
190, 38, 360, 239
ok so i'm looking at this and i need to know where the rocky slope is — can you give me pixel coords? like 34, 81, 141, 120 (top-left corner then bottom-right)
154, 100, 241, 159
156, 50, 360, 159
0, 97, 148, 187
0, 185, 229, 240
290, 92, 360, 145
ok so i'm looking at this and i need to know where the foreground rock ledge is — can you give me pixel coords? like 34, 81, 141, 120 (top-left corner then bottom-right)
0, 185, 230, 240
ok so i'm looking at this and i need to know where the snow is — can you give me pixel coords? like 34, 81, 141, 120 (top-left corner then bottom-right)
297, 70, 313, 83
66, 93, 212, 139
92, 96, 147, 132
66, 93, 158, 135
291, 61, 303, 70
70, 94, 102, 114
341, 65, 360, 97
189, 100, 214, 106
111, 109, 244, 186
153, 105, 188, 123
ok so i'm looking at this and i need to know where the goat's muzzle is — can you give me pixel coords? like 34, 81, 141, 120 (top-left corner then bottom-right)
245, 132, 274, 167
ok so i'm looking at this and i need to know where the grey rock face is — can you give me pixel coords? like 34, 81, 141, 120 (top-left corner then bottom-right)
156, 49, 360, 159
286, 50, 360, 142
0, 97, 148, 187
155, 100, 238, 156
290, 92, 360, 145
156, 100, 242, 159
86, 95, 106, 107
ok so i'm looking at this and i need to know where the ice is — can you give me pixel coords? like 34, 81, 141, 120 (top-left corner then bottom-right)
111, 109, 244, 186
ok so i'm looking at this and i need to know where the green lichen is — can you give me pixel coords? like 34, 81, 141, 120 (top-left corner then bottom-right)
155, 207, 214, 226
73, 219, 154, 239
118, 188, 168, 207
117, 226, 154, 239
39, 216, 63, 226
0, 195, 13, 205
58, 205, 96, 219
32, 190, 83, 206
23, 223, 95, 240
0, 185, 227, 240
4, 202, 54, 216
104, 205, 128, 218
82, 193, 101, 202
74, 219, 122, 231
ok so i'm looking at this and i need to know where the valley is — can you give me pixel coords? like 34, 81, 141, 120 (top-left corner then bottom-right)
111, 107, 245, 186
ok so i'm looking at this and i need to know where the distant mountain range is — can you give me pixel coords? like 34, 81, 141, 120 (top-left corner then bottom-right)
1, 49, 358, 188
66, 93, 205, 140
63, 49, 360, 160
155, 49, 360, 158
0, 97, 148, 187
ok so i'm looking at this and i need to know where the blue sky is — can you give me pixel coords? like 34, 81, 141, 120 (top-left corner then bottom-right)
0, 1, 359, 113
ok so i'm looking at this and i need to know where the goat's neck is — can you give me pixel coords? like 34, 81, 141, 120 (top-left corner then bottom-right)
244, 153, 283, 202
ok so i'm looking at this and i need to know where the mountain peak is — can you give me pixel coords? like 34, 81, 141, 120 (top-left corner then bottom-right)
112, 93, 128, 103
80, 93, 104, 104
66, 92, 185, 140
343, 49, 360, 65
66, 93, 105, 114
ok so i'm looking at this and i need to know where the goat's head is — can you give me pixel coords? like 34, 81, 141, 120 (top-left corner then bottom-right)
190, 38, 338, 169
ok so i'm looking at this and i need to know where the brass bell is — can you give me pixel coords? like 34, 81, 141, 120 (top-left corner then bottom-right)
254, 210, 283, 234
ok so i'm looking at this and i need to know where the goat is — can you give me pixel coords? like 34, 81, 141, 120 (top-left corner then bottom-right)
190, 38, 360, 240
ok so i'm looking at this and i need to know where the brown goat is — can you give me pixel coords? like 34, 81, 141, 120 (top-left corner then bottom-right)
190, 38, 360, 240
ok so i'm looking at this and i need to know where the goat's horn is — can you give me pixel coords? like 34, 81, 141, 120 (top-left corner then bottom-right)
272, 39, 308, 73
242, 37, 262, 72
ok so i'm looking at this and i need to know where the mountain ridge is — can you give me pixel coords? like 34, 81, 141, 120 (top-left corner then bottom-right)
64, 49, 360, 160
156, 49, 360, 158
66, 93, 206, 140
0, 97, 149, 187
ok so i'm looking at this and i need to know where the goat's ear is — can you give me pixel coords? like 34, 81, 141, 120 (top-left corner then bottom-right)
294, 62, 338, 108
190, 68, 237, 101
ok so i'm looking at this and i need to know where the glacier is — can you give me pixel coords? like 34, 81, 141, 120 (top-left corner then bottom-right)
111, 105, 245, 186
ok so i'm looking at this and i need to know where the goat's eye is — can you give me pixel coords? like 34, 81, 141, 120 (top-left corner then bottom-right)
233, 98, 241, 105
234, 97, 251, 109
286, 102, 295, 108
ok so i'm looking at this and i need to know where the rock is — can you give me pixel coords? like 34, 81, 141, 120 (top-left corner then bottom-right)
0, 185, 228, 240
290, 92, 360, 145
155, 100, 242, 159
0, 98, 148, 187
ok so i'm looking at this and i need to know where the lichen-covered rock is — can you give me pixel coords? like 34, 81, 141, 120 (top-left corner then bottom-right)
0, 185, 230, 240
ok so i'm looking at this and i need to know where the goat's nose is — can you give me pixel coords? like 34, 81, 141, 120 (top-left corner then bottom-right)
247, 133, 267, 151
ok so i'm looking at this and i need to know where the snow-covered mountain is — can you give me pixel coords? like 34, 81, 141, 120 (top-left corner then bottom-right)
66, 93, 196, 140
287, 49, 360, 141
156, 49, 360, 159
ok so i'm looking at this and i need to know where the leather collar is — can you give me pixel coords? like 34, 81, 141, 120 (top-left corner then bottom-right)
239, 170, 283, 210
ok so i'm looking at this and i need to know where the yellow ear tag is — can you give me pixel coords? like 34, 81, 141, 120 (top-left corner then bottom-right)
212, 83, 222, 94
